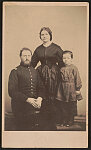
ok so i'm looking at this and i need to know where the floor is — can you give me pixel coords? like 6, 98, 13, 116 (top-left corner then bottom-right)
5, 112, 86, 131
57, 116, 86, 131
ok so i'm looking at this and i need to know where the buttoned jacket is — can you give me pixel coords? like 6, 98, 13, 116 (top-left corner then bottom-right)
8, 64, 45, 115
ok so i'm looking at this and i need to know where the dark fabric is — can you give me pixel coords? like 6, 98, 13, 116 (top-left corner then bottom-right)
30, 43, 64, 130
39, 100, 57, 130
37, 64, 60, 101
54, 100, 77, 125
54, 100, 64, 124
8, 64, 45, 116
31, 43, 63, 68
39, 113, 57, 131
62, 101, 77, 124
56, 64, 83, 102
14, 112, 40, 131
31, 43, 63, 100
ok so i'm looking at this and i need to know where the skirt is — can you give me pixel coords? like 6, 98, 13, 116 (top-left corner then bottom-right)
37, 64, 60, 100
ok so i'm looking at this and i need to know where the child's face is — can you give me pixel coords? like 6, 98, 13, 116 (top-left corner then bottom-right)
63, 53, 72, 65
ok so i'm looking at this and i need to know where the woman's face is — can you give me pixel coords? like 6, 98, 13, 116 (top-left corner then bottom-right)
40, 30, 50, 43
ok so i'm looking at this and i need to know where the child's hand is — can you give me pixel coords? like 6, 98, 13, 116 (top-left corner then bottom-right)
76, 91, 81, 95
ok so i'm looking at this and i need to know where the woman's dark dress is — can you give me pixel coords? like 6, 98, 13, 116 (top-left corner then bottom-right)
31, 43, 63, 99
31, 43, 63, 130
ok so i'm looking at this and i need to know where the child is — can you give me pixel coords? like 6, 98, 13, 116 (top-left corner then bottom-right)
56, 50, 83, 127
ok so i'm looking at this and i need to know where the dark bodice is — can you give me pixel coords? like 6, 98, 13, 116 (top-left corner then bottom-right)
31, 43, 63, 102
31, 43, 63, 68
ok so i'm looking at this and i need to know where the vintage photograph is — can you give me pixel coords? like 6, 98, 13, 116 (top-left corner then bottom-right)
2, 2, 88, 148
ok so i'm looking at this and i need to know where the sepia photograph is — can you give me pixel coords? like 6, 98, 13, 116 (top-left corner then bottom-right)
2, 2, 88, 148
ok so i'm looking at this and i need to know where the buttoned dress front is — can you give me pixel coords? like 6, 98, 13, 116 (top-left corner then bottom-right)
30, 42, 64, 130
31, 43, 63, 102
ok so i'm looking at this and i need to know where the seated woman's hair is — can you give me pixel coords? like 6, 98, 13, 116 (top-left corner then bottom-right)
20, 47, 32, 56
39, 27, 52, 41
63, 50, 73, 58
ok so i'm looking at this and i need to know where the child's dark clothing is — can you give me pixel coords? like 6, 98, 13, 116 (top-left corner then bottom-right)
56, 64, 83, 125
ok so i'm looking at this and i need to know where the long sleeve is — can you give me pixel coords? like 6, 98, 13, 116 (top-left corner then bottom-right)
57, 46, 64, 68
74, 67, 82, 90
8, 69, 28, 102
31, 49, 39, 68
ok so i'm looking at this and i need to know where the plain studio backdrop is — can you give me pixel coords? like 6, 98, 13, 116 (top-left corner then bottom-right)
3, 3, 88, 116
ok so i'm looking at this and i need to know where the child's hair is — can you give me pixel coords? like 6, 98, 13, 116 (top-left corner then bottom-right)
62, 50, 73, 59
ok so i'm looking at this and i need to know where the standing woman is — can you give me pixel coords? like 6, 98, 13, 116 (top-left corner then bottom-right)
31, 27, 63, 130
